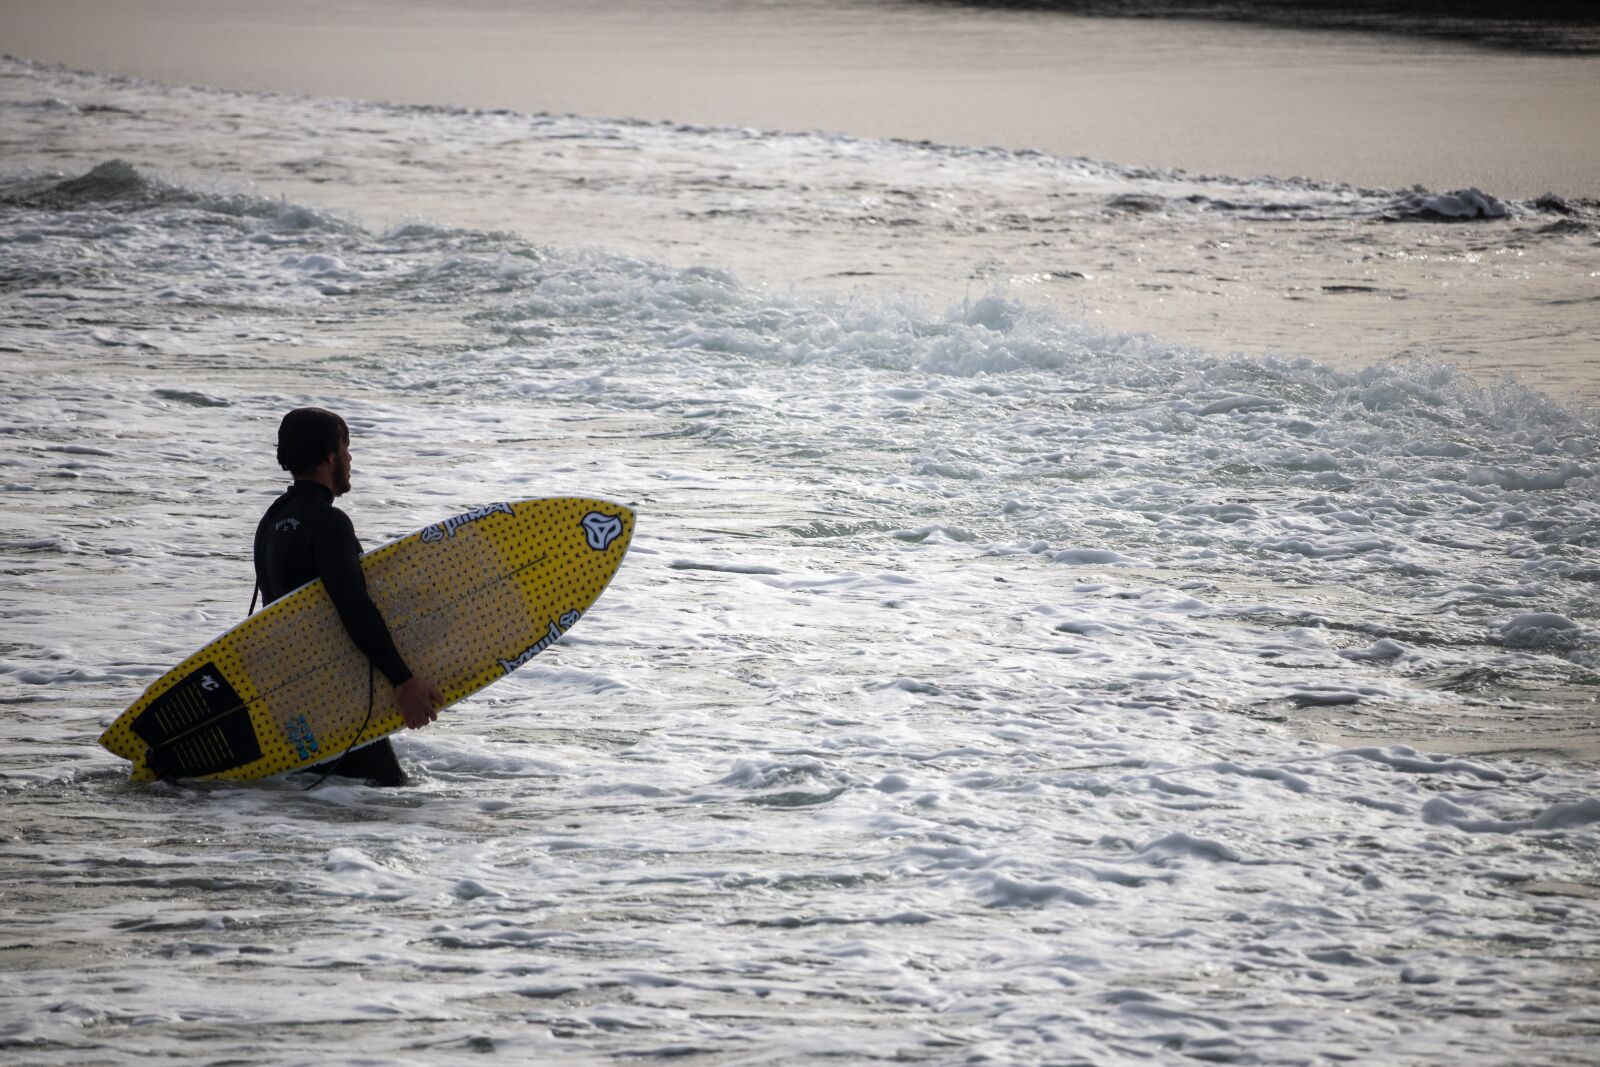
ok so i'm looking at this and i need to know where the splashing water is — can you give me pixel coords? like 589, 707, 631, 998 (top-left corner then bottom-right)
2, 65, 1599, 1067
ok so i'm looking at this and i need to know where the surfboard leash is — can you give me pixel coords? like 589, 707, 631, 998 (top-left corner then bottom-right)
243, 583, 380, 790
300, 660, 376, 791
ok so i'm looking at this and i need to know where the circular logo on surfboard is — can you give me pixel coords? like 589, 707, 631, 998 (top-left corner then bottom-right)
580, 511, 624, 551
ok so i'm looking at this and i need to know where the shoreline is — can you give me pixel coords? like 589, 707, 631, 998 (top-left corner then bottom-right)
918, 0, 1600, 54
2, 0, 1599, 198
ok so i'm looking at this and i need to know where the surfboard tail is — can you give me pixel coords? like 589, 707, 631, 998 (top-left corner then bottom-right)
99, 720, 142, 762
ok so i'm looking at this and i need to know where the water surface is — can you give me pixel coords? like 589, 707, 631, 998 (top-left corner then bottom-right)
2, 0, 1598, 197
2, 24, 1599, 1067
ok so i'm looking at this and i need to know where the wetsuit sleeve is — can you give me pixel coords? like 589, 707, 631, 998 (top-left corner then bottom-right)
313, 510, 414, 687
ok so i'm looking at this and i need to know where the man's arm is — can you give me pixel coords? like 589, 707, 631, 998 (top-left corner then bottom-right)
314, 512, 442, 728
313, 511, 412, 686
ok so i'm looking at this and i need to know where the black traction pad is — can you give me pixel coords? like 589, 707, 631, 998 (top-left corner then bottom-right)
134, 662, 264, 778
133, 662, 244, 747
146, 706, 263, 780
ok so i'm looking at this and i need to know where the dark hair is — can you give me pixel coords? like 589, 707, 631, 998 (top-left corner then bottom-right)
276, 407, 348, 474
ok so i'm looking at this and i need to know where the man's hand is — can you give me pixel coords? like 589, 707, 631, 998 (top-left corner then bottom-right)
395, 677, 444, 730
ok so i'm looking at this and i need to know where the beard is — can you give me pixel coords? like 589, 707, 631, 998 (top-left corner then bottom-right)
333, 453, 352, 496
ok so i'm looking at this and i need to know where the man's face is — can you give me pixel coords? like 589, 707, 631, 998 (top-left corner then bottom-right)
332, 437, 352, 496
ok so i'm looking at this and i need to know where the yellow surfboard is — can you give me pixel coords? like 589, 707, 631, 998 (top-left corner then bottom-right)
100, 497, 635, 782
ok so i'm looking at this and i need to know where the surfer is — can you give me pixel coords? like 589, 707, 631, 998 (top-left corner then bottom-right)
253, 407, 443, 786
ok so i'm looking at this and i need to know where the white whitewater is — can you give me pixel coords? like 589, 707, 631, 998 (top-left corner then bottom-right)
2, 59, 1599, 1066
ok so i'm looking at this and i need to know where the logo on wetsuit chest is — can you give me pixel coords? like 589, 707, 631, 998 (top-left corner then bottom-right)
421, 502, 514, 544
285, 714, 321, 761
498, 610, 581, 674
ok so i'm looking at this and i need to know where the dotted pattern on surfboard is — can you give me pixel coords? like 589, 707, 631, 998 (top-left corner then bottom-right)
99, 497, 634, 781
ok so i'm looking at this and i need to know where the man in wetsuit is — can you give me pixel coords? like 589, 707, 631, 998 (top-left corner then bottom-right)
254, 407, 443, 786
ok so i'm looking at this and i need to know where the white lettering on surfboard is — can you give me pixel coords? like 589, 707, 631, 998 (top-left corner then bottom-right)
421, 501, 513, 543
498, 611, 580, 674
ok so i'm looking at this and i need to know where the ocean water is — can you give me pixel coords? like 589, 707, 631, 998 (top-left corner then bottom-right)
3, 52, 1600, 1066
6, 0, 1600, 199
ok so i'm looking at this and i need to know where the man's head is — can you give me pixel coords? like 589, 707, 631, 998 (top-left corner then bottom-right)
277, 407, 351, 495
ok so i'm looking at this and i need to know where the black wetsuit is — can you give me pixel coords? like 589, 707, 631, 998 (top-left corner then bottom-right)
254, 480, 409, 785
